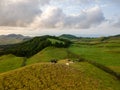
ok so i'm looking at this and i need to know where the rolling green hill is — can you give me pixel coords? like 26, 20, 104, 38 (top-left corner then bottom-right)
27, 47, 68, 65
0, 34, 119, 89
69, 39, 120, 74
0, 63, 120, 90
0, 54, 24, 73
59, 34, 78, 40
0, 35, 71, 57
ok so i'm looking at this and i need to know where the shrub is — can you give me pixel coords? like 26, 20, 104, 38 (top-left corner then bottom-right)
50, 59, 58, 63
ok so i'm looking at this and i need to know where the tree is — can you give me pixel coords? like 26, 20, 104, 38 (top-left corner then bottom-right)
50, 59, 58, 63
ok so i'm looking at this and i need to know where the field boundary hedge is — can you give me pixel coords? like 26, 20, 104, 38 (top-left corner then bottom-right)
68, 50, 120, 80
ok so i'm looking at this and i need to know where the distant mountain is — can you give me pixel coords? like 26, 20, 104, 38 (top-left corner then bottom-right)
59, 34, 78, 40
99, 34, 120, 42
0, 34, 31, 45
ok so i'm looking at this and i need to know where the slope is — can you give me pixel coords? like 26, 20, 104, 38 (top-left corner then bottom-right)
27, 47, 68, 65
0, 34, 31, 45
0, 54, 24, 73
0, 35, 71, 57
0, 63, 119, 90
59, 34, 78, 40
69, 37, 120, 74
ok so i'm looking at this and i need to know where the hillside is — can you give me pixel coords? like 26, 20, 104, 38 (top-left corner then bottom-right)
69, 35, 120, 74
59, 34, 78, 40
0, 34, 31, 45
27, 47, 68, 65
0, 54, 23, 73
0, 35, 71, 57
59, 34, 120, 44
0, 34, 119, 89
0, 63, 120, 90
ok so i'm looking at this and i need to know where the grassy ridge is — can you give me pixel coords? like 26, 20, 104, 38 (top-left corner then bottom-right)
48, 38, 64, 44
0, 54, 23, 73
1, 63, 120, 90
0, 35, 71, 57
70, 62, 120, 90
0, 63, 120, 90
0, 47, 68, 73
27, 47, 68, 65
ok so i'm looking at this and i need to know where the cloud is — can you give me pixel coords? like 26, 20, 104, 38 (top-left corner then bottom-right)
30, 6, 105, 29
112, 18, 120, 28
30, 6, 65, 28
0, 0, 111, 29
110, 0, 120, 5
56, 0, 96, 4
0, 0, 50, 27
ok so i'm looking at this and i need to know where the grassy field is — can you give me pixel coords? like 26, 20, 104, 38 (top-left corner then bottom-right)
0, 47, 68, 73
48, 38, 64, 44
26, 47, 68, 65
0, 35, 119, 90
68, 42, 120, 73
0, 54, 24, 73
70, 62, 120, 90
0, 62, 119, 90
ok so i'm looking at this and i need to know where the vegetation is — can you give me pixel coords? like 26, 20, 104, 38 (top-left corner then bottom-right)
0, 34, 31, 45
0, 35, 71, 57
59, 34, 78, 40
70, 62, 120, 90
27, 47, 68, 65
0, 34, 119, 89
0, 54, 23, 73
68, 38, 120, 74
50, 59, 58, 63
0, 63, 120, 90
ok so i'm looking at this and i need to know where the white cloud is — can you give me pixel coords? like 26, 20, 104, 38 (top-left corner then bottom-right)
30, 6, 64, 28
30, 6, 105, 29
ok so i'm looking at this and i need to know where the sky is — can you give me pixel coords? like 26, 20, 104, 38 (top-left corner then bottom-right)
0, 0, 120, 37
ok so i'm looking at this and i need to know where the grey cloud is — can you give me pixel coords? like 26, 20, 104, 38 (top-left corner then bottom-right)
110, 0, 120, 4
64, 6, 105, 28
113, 18, 120, 28
30, 7, 64, 28
0, 0, 105, 29
0, 0, 50, 27
30, 6, 105, 29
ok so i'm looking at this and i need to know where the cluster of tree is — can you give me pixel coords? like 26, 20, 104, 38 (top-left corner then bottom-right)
0, 35, 72, 57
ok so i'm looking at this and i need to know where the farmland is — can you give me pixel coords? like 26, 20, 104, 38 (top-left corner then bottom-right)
0, 34, 119, 90
68, 41, 120, 74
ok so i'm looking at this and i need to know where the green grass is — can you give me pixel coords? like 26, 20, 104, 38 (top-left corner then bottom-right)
26, 47, 68, 65
108, 66, 120, 74
0, 62, 119, 90
0, 54, 24, 73
69, 44, 120, 66
0, 63, 120, 90
68, 43, 120, 74
70, 62, 120, 90
48, 38, 64, 44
